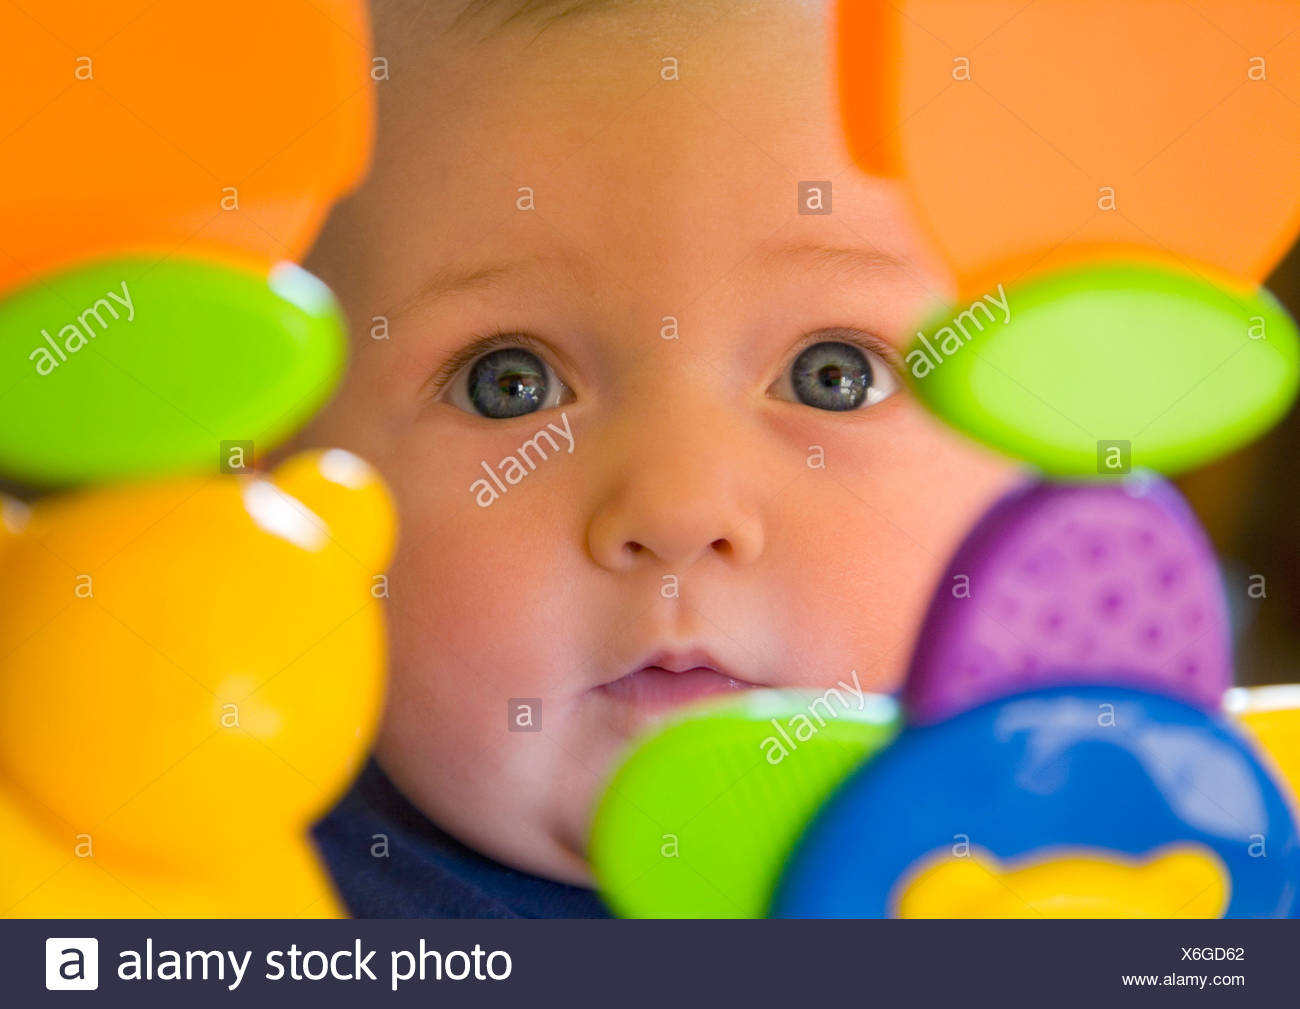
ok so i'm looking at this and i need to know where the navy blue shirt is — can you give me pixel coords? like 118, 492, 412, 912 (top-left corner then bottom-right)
311, 757, 611, 918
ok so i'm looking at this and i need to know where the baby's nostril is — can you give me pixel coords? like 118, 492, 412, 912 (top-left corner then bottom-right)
625, 542, 644, 555
710, 538, 731, 555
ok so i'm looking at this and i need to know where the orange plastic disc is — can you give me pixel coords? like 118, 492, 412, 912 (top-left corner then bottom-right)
0, 0, 373, 293
837, 0, 1300, 296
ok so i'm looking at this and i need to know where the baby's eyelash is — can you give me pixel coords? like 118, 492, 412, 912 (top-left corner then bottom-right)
791, 328, 903, 376
425, 330, 550, 397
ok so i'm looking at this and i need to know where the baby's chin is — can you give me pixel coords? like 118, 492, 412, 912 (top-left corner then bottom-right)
506, 679, 770, 882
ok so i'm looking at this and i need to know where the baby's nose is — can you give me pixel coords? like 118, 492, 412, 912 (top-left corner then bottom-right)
585, 427, 765, 572
588, 497, 763, 571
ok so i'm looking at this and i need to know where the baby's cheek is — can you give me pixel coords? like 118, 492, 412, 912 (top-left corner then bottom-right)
761, 479, 934, 694
382, 466, 585, 706
768, 407, 1019, 692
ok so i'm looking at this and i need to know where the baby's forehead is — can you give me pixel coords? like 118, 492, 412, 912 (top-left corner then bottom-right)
317, 1, 950, 317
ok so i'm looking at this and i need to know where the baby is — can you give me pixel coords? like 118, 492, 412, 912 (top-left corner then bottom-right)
301, 0, 1021, 916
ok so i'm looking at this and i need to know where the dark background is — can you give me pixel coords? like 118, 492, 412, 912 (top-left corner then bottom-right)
1184, 247, 1300, 686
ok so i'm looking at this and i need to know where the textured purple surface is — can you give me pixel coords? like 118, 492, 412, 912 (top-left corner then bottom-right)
904, 474, 1232, 724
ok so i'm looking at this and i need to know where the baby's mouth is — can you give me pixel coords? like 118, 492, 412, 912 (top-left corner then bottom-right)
597, 648, 756, 714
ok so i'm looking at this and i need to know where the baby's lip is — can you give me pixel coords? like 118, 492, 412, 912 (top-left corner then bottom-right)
596, 646, 759, 714
633, 647, 741, 677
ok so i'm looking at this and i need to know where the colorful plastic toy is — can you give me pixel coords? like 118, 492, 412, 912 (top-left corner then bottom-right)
0, 0, 373, 294
0, 450, 394, 916
837, 1, 1300, 296
772, 686, 1300, 918
905, 262, 1300, 477
590, 469, 1300, 918
1225, 685, 1300, 807
905, 472, 1231, 724
0, 0, 388, 919
0, 258, 345, 485
589, 690, 899, 918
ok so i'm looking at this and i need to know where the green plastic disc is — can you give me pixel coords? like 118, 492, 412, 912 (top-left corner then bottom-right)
588, 689, 900, 918
904, 262, 1300, 476
0, 256, 345, 484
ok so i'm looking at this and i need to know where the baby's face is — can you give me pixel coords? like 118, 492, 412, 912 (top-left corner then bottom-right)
300, 0, 1019, 885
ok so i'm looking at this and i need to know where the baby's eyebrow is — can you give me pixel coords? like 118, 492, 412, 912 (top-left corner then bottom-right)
756, 240, 943, 308
447, 0, 624, 39
388, 250, 584, 321
390, 241, 919, 322
758, 241, 913, 279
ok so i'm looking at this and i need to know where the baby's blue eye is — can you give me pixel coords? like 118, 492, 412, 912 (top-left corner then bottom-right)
464, 347, 554, 419
783, 340, 897, 412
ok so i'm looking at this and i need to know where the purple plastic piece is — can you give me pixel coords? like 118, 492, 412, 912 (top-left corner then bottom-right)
904, 474, 1232, 725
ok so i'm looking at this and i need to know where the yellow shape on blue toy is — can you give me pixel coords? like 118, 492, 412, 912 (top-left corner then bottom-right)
895, 844, 1229, 919
0, 449, 394, 917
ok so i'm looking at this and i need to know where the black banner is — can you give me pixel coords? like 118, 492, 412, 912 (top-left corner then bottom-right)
12, 918, 1297, 1006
